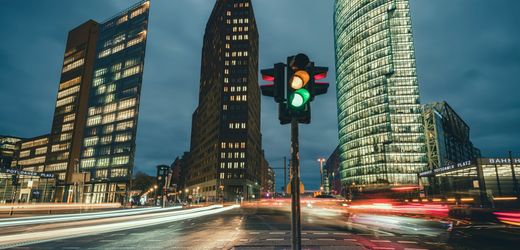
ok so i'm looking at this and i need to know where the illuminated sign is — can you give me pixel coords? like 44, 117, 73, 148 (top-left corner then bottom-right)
482, 158, 520, 165
419, 160, 473, 177
0, 168, 55, 178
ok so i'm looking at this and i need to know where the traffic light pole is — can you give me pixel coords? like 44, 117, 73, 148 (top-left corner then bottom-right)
290, 118, 301, 250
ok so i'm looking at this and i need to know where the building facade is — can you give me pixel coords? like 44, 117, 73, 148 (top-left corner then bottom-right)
79, 1, 150, 203
419, 157, 520, 206
0, 136, 23, 169
45, 20, 99, 202
324, 146, 342, 196
185, 0, 264, 201
334, 0, 427, 190
423, 101, 481, 170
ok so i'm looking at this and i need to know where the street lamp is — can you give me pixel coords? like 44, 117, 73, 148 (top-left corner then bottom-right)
317, 158, 326, 193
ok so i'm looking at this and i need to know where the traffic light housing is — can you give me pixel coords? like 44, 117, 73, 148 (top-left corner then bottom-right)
260, 53, 329, 125
260, 63, 285, 103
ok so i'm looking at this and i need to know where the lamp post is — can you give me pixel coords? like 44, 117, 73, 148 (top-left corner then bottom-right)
317, 158, 326, 193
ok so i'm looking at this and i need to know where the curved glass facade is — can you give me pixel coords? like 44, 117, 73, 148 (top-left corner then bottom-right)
334, 0, 427, 188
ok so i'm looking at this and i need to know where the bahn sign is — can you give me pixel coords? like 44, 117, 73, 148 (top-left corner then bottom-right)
419, 158, 520, 177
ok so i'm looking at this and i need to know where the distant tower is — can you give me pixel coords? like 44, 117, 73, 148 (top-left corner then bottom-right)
334, 0, 427, 189
185, 0, 264, 201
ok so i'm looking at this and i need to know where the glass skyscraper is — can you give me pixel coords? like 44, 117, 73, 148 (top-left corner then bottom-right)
334, 0, 427, 189
80, 1, 150, 203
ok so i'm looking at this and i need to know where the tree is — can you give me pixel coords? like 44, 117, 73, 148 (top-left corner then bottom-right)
131, 171, 155, 195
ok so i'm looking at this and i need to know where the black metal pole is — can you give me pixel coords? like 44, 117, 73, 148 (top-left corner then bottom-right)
284, 156, 287, 196
290, 118, 301, 250
509, 151, 519, 197
494, 164, 502, 196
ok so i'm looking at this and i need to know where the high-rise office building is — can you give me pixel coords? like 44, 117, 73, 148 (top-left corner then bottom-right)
2, 1, 148, 203
80, 1, 150, 203
185, 0, 264, 201
45, 20, 99, 202
334, 0, 427, 189
423, 101, 481, 169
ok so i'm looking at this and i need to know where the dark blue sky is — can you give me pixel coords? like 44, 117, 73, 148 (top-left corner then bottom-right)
1, 1, 519, 191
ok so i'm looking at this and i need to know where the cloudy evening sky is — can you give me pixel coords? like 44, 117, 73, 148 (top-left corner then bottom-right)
1, 0, 519, 191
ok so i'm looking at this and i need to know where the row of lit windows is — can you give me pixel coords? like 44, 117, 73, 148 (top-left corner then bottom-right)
221, 152, 246, 159
57, 85, 80, 99
62, 58, 84, 73
228, 122, 246, 129
232, 26, 249, 32
21, 138, 48, 150
221, 142, 246, 149
51, 143, 70, 152
56, 96, 75, 108
87, 109, 135, 127
81, 156, 130, 168
88, 98, 136, 116
233, 2, 249, 8
229, 95, 247, 101
220, 161, 246, 169
225, 51, 249, 57
46, 162, 67, 172
83, 132, 132, 147
225, 34, 249, 41
223, 86, 247, 92
18, 156, 45, 166
59, 77, 81, 90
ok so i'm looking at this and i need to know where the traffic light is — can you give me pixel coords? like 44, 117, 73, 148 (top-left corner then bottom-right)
287, 54, 311, 111
260, 53, 329, 125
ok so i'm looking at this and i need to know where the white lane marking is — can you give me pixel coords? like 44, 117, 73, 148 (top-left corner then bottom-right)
249, 232, 260, 234
333, 232, 351, 235
398, 241, 418, 244
266, 238, 284, 241
269, 232, 286, 235
344, 239, 357, 241
318, 238, 334, 241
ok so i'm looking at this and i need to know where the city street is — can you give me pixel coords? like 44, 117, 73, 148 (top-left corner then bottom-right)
0, 201, 518, 249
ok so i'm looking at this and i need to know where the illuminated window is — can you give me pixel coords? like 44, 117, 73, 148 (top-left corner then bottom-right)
87, 115, 102, 127
99, 49, 111, 58
119, 98, 136, 110
112, 156, 129, 166
115, 133, 132, 142
112, 43, 125, 54
35, 147, 47, 155
116, 121, 133, 131
117, 15, 128, 25
122, 65, 140, 78
62, 59, 84, 73
111, 168, 128, 177
83, 148, 95, 157
56, 96, 75, 107
97, 157, 110, 167
60, 133, 72, 141
100, 135, 112, 144
117, 109, 135, 121
63, 114, 75, 122
104, 103, 117, 113
59, 77, 81, 90
84, 137, 99, 147
81, 158, 95, 169
130, 6, 146, 18
19, 150, 30, 158
61, 123, 74, 132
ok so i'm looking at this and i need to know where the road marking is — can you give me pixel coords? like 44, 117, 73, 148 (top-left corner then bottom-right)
249, 232, 260, 234
344, 239, 358, 241
398, 241, 418, 244
100, 239, 116, 242
370, 240, 391, 243
269, 232, 286, 235
318, 238, 335, 241
333, 232, 351, 235
266, 238, 284, 241
110, 233, 126, 236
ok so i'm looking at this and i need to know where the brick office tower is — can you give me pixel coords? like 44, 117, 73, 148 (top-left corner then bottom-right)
185, 0, 265, 201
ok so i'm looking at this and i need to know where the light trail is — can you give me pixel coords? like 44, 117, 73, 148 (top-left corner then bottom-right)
0, 206, 181, 227
0, 205, 239, 249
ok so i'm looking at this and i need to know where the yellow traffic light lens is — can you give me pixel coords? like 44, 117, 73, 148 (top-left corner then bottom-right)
290, 70, 310, 89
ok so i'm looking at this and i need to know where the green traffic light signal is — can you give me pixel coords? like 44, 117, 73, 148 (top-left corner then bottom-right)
289, 89, 310, 109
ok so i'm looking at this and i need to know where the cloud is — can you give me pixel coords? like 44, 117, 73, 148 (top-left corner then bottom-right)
1, 0, 518, 191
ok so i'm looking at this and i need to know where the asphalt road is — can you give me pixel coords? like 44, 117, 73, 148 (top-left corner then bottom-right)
1, 203, 519, 250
